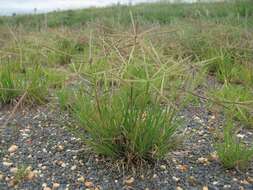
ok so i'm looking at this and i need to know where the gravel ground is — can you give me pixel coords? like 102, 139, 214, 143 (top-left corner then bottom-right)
0, 103, 253, 190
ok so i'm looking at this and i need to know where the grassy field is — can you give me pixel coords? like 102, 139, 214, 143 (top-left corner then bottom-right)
0, 0, 253, 181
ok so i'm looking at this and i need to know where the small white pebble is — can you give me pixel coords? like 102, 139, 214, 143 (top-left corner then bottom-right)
213, 181, 219, 185
52, 182, 60, 189
160, 165, 166, 170
173, 176, 180, 182
224, 185, 231, 189
42, 183, 48, 188
57, 145, 64, 151
77, 176, 85, 183
124, 177, 134, 185
193, 116, 204, 124
236, 134, 245, 139
71, 165, 77, 170
8, 145, 18, 153
3, 162, 13, 167
233, 178, 238, 182
10, 167, 18, 173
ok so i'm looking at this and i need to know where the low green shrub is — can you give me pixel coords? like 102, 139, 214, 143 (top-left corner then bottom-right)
216, 120, 253, 169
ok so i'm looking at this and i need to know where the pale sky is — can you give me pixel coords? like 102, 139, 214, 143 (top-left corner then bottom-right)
0, 0, 160, 15
0, 0, 202, 16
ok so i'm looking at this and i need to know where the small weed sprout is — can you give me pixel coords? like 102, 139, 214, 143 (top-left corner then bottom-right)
14, 166, 29, 184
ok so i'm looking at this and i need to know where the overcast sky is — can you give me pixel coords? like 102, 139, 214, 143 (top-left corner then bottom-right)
0, 0, 172, 16
0, 0, 202, 16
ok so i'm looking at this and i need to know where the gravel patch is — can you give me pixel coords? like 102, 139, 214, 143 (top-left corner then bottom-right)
0, 104, 253, 190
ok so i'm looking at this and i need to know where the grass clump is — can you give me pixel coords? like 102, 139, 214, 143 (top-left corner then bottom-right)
0, 63, 20, 104
216, 120, 253, 170
203, 48, 253, 86
21, 66, 50, 104
45, 37, 75, 66
57, 87, 75, 110
209, 84, 253, 127
71, 83, 179, 164
183, 24, 253, 87
0, 62, 65, 105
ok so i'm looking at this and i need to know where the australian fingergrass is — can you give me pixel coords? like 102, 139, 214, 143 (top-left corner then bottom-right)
71, 82, 180, 163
